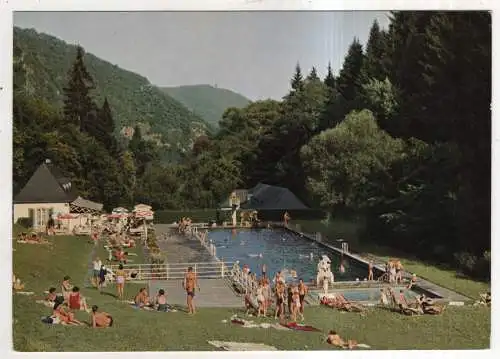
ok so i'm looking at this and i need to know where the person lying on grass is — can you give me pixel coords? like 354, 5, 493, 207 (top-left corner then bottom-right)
53, 296, 83, 326
321, 295, 365, 312
326, 330, 358, 349
90, 305, 113, 328
134, 288, 150, 308
68, 286, 90, 312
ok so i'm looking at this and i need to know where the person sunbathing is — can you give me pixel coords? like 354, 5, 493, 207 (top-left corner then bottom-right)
17, 232, 28, 241
46, 287, 57, 302
53, 297, 83, 325
90, 305, 113, 328
379, 289, 389, 306
12, 275, 25, 291
61, 276, 72, 303
134, 288, 150, 308
68, 286, 89, 312
327, 330, 358, 349
156, 289, 169, 312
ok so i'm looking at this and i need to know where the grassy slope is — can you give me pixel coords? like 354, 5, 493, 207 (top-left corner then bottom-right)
14, 27, 211, 151
12, 224, 490, 351
162, 85, 251, 128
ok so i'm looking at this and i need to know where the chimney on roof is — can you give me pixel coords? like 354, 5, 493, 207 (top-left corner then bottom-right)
45, 159, 51, 164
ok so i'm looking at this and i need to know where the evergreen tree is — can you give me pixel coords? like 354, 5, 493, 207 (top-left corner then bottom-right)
97, 98, 119, 156
362, 20, 389, 81
324, 62, 336, 89
336, 38, 364, 103
307, 66, 319, 81
290, 63, 305, 92
63, 46, 95, 130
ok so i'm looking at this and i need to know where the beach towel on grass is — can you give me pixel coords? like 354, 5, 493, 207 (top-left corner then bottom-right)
208, 340, 277, 351
15, 291, 34, 296
36, 300, 55, 308
283, 322, 321, 332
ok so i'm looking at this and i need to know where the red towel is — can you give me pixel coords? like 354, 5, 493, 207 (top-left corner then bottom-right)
283, 322, 321, 332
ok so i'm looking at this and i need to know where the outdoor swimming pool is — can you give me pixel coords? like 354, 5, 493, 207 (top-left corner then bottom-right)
207, 228, 368, 282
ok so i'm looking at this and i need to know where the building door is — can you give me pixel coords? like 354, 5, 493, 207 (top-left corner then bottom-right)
28, 208, 34, 228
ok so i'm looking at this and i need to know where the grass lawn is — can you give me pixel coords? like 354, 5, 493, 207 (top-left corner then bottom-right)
12, 223, 490, 351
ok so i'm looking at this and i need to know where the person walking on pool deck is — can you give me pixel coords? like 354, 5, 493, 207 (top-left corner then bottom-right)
183, 266, 199, 315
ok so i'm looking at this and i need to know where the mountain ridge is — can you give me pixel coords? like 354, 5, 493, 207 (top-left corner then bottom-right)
161, 84, 251, 127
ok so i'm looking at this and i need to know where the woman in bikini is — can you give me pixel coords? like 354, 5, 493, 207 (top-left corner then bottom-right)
90, 305, 113, 328
183, 266, 199, 315
115, 264, 126, 300
291, 287, 303, 322
256, 280, 266, 317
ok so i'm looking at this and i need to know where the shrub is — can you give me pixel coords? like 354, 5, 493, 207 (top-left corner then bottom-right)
17, 217, 32, 228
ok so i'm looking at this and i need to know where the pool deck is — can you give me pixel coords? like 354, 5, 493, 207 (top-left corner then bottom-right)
154, 223, 215, 263
282, 225, 471, 303
148, 279, 243, 308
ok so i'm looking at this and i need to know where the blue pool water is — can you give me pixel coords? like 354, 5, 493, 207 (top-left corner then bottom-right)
207, 228, 368, 282
313, 287, 422, 302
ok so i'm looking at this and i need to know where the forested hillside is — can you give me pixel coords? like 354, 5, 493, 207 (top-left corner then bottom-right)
162, 84, 251, 127
13, 27, 211, 153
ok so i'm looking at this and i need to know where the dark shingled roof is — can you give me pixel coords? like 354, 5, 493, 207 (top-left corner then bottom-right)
240, 183, 308, 210
14, 161, 79, 204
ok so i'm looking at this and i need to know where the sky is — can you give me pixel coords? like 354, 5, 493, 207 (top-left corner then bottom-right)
13, 11, 390, 100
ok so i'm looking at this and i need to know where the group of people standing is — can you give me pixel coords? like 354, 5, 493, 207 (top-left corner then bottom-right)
246, 271, 309, 322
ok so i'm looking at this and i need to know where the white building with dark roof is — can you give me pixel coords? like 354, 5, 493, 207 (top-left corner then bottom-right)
13, 159, 103, 229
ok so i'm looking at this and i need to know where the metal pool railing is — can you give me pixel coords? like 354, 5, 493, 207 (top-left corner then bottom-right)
107, 261, 235, 281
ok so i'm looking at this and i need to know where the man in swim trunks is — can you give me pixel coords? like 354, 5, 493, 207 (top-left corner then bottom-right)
298, 278, 308, 315
183, 266, 199, 315
274, 281, 285, 319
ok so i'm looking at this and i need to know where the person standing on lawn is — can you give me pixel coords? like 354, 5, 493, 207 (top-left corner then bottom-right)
183, 266, 199, 315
